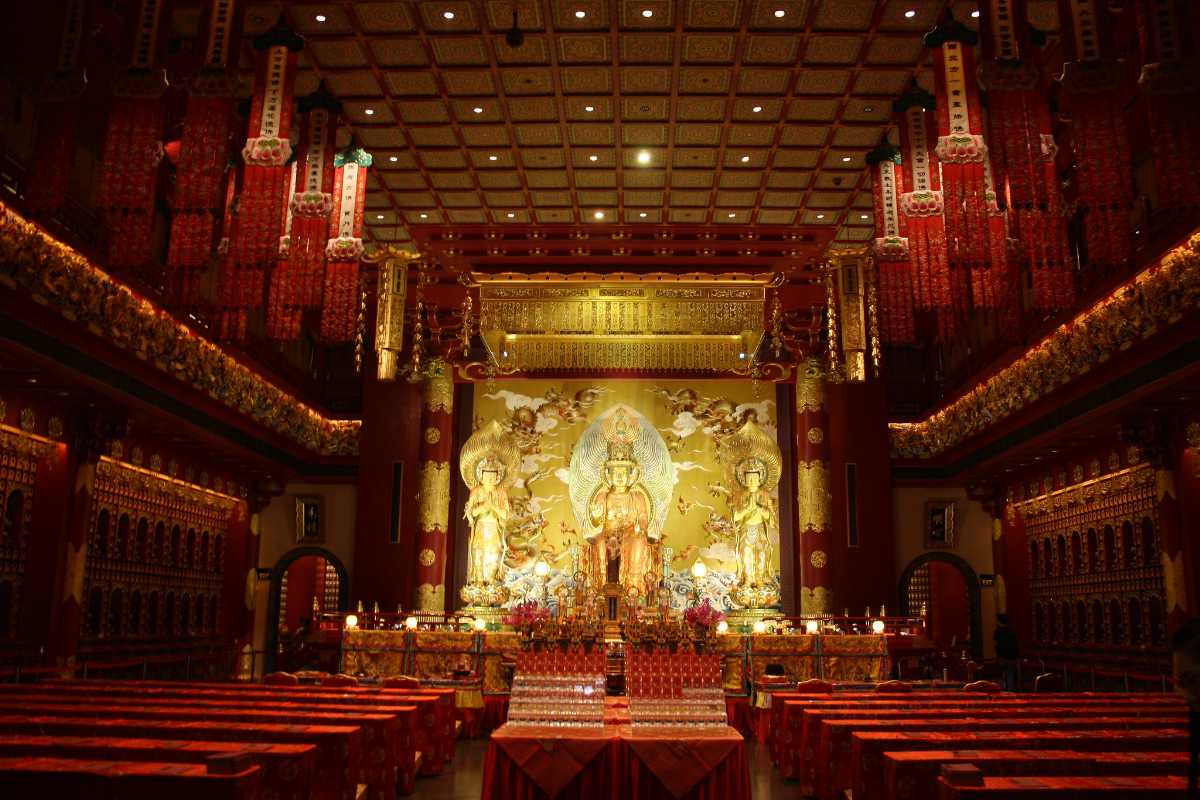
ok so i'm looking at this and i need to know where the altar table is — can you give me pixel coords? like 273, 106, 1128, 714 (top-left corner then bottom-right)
480, 724, 750, 800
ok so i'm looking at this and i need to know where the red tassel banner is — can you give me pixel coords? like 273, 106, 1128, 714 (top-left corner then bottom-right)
1136, 0, 1200, 209
320, 147, 371, 343
867, 143, 916, 344
266, 85, 341, 340
980, 0, 1072, 313
927, 22, 994, 322
894, 89, 954, 338
222, 22, 302, 341
167, 0, 239, 308
266, 161, 299, 339
95, 0, 170, 271
25, 0, 89, 214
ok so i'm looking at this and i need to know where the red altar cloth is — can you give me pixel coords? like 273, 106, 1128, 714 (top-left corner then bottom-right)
480, 724, 749, 800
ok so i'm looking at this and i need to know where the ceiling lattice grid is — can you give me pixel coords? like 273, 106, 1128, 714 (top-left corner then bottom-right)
223, 0, 1061, 270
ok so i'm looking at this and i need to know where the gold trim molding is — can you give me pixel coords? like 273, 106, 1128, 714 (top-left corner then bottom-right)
470, 272, 776, 373
0, 202, 361, 456
891, 231, 1200, 459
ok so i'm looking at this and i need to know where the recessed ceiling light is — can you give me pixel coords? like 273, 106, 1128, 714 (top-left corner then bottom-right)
376, 214, 385, 220
584, 105, 595, 112
315, 14, 327, 23
774, 9, 786, 18
641, 8, 654, 18
863, 106, 874, 113
594, 210, 605, 219
728, 212, 736, 218
473, 106, 484, 113
815, 213, 825, 219
589, 154, 599, 162
740, 155, 750, 163
364, 108, 375, 116
488, 155, 498, 161
860, 214, 869, 219
419, 213, 428, 219
575, 9, 586, 18
752, 105, 763, 113
639, 212, 647, 218
971, 9, 980, 18
636, 150, 651, 164
443, 11, 456, 20
841, 156, 852, 162
904, 9, 917, 18
506, 212, 516, 218
388, 155, 398, 162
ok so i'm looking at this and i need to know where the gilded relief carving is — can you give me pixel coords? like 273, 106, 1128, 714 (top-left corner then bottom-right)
417, 461, 451, 533
797, 461, 832, 533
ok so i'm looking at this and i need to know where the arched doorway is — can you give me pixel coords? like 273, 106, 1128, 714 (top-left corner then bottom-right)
897, 552, 983, 657
265, 547, 350, 674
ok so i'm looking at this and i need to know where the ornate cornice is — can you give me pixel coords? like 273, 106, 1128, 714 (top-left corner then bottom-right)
0, 202, 360, 457
891, 231, 1200, 459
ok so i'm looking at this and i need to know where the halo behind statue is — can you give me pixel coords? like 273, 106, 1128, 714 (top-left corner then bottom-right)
719, 419, 782, 491
460, 420, 521, 489
568, 404, 674, 541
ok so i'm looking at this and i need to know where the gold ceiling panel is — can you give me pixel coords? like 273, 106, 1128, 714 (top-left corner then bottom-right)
682, 34, 738, 64
353, 3, 417, 33
744, 36, 801, 64
430, 37, 489, 66
559, 35, 611, 63
486, 0, 545, 30
562, 67, 613, 94
431, 173, 476, 190
620, 34, 675, 63
496, 36, 553, 66
676, 98, 726, 120
804, 36, 864, 65
685, 0, 743, 29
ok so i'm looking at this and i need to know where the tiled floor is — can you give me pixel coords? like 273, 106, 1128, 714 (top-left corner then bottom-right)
416, 736, 803, 799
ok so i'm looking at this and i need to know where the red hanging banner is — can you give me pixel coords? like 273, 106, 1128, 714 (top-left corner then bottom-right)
168, 0, 240, 309
94, 0, 171, 271
894, 87, 955, 338
25, 0, 90, 214
926, 20, 994, 324
266, 84, 341, 340
867, 142, 916, 345
1057, 0, 1133, 275
979, 0, 1072, 312
1135, 0, 1200, 209
320, 146, 372, 343
221, 21, 302, 341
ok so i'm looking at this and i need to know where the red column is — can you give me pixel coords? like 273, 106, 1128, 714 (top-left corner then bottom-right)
413, 358, 454, 613
795, 358, 833, 616
17, 438, 70, 655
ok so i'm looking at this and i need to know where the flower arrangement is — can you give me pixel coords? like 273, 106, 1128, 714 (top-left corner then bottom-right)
683, 599, 725, 628
503, 600, 550, 628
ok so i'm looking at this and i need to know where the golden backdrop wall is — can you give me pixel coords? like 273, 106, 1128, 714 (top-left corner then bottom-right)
466, 380, 781, 611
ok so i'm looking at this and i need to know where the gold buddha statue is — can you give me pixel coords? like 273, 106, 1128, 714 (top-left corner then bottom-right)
720, 419, 782, 609
459, 420, 519, 607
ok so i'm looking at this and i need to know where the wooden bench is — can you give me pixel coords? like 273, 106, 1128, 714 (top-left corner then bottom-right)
3, 688, 424, 794
876, 748, 1189, 800
0, 698, 399, 800
937, 771, 1188, 798
0, 713, 361, 800
0, 755, 261, 800
34, 680, 458, 774
815, 715, 1187, 800
0, 734, 316, 800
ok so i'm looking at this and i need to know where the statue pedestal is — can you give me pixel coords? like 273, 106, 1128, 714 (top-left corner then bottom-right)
602, 582, 624, 639
461, 604, 507, 628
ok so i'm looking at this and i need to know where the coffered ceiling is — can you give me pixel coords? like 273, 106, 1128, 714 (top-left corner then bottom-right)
223, 0, 1062, 271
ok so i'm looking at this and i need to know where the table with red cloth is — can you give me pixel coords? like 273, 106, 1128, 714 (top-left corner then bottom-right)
481, 723, 750, 800
939, 773, 1188, 798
